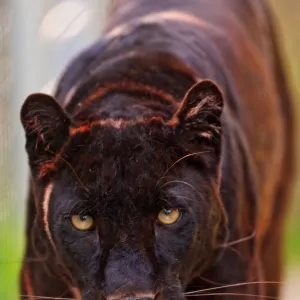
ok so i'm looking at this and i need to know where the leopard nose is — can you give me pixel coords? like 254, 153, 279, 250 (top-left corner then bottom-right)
122, 298, 153, 300
107, 294, 157, 300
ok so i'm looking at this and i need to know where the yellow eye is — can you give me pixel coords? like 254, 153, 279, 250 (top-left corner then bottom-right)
157, 208, 180, 225
71, 215, 95, 231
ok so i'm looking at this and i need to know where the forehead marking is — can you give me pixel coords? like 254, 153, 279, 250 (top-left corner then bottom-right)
106, 10, 219, 39
81, 81, 180, 107
43, 183, 56, 251
37, 116, 173, 178
69, 116, 172, 135
62, 51, 199, 108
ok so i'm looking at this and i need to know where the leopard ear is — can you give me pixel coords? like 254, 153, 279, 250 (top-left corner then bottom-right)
20, 93, 71, 178
172, 80, 224, 144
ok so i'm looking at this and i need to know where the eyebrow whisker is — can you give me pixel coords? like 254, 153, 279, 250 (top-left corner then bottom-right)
156, 151, 211, 187
161, 180, 203, 199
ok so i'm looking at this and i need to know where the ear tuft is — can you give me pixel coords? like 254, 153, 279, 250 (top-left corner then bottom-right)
173, 80, 224, 142
20, 93, 71, 177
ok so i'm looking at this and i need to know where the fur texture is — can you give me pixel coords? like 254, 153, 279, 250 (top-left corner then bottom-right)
20, 1, 295, 300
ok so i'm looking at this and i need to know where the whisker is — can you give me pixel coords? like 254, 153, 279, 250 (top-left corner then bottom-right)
77, 202, 99, 217
185, 292, 279, 299
20, 295, 76, 300
217, 231, 256, 248
161, 180, 203, 199
174, 195, 195, 201
43, 144, 89, 193
185, 281, 282, 295
198, 275, 225, 286
58, 156, 89, 192
224, 245, 245, 261
67, 200, 90, 216
156, 151, 211, 187
211, 231, 255, 265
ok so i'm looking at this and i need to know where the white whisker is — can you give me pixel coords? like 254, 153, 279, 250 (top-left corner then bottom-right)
20, 295, 76, 300
185, 292, 279, 299
156, 151, 211, 187
217, 231, 256, 248
161, 180, 203, 199
185, 281, 282, 295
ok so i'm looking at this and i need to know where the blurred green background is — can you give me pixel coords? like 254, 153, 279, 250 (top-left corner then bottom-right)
271, 1, 300, 297
0, 0, 299, 299
271, 0, 300, 265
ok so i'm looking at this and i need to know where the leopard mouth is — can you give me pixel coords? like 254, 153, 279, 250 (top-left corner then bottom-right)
105, 292, 162, 300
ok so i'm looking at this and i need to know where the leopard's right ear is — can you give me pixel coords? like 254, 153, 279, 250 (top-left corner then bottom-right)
20, 93, 71, 178
171, 80, 223, 146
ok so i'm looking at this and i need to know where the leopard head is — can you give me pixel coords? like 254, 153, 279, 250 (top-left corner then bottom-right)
21, 80, 227, 300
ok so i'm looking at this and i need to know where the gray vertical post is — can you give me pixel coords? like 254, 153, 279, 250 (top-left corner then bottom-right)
0, 0, 109, 298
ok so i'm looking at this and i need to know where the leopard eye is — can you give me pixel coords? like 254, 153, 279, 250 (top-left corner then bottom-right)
71, 215, 95, 231
157, 208, 180, 225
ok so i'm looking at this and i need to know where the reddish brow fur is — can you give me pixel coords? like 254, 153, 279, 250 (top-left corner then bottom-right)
38, 155, 62, 179
69, 116, 171, 135
38, 141, 70, 179
81, 81, 180, 106
39, 161, 57, 178
38, 116, 171, 178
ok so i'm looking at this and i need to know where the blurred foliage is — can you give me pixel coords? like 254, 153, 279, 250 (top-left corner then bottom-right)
0, 1, 22, 299
270, 0, 300, 266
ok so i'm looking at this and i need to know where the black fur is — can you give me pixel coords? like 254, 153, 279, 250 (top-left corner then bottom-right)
20, 1, 295, 300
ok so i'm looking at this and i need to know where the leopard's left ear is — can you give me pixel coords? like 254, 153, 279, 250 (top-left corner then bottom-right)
172, 80, 224, 143
20, 93, 71, 178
